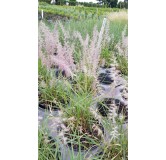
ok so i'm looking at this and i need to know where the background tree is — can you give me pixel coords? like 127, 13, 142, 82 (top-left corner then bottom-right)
97, 0, 118, 8
39, 0, 66, 5
57, 0, 66, 5
109, 0, 118, 7
39, 0, 51, 3
97, 0, 107, 6
124, 1, 128, 9
69, 0, 77, 6
117, 1, 128, 9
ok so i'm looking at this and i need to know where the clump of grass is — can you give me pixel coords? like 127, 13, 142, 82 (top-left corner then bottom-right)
100, 47, 113, 67
38, 58, 52, 84
38, 129, 62, 160
99, 20, 116, 68
38, 58, 72, 109
38, 77, 72, 109
94, 113, 128, 160
116, 54, 128, 76
98, 141, 128, 160
72, 25, 105, 94
64, 91, 94, 128
115, 25, 128, 58
39, 128, 99, 160
114, 24, 128, 76
62, 90, 103, 151
107, 11, 128, 22
72, 72, 96, 94
107, 12, 128, 46
62, 18, 103, 39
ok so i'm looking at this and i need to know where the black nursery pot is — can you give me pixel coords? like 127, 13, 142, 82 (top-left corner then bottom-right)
100, 65, 112, 69
38, 87, 70, 111
97, 98, 114, 117
38, 96, 70, 110
39, 102, 60, 111
55, 69, 67, 78
97, 98, 128, 121
98, 72, 114, 85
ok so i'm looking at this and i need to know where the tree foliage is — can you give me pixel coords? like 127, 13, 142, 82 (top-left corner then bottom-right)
38, 0, 51, 3
97, 0, 118, 8
117, 1, 128, 9
69, 0, 77, 6
39, 0, 123, 8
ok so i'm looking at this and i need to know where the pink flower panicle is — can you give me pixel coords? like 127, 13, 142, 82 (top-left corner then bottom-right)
38, 21, 75, 77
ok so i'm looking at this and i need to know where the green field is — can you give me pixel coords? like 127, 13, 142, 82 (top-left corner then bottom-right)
39, 2, 124, 20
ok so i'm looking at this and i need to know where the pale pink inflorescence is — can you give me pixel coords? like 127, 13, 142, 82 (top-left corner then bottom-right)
102, 21, 113, 48
38, 21, 75, 77
116, 25, 128, 58
39, 21, 108, 80
74, 26, 100, 79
